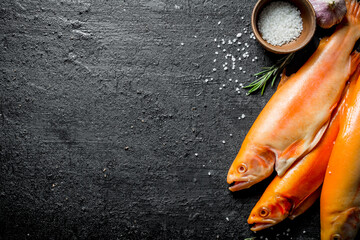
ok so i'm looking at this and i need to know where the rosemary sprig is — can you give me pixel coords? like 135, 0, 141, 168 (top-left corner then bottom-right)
244, 52, 295, 95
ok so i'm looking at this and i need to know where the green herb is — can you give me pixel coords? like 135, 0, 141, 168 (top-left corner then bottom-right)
244, 52, 295, 95
244, 238, 256, 240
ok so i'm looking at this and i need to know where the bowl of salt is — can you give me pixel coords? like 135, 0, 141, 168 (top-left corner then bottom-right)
251, 0, 316, 54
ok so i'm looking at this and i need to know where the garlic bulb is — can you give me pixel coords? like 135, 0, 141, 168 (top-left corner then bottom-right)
309, 0, 347, 29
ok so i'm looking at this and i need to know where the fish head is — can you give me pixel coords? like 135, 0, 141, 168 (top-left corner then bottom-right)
247, 195, 293, 231
227, 145, 276, 191
321, 207, 360, 240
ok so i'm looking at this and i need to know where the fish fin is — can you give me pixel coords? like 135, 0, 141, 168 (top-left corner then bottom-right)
346, 0, 360, 27
276, 120, 330, 176
288, 187, 321, 220
275, 140, 305, 176
350, 51, 360, 75
277, 69, 291, 90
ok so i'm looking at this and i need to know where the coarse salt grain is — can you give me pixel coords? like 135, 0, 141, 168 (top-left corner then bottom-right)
258, 1, 303, 46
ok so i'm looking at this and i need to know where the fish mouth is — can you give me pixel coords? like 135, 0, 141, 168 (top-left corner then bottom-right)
228, 180, 252, 191
248, 218, 277, 231
250, 222, 276, 232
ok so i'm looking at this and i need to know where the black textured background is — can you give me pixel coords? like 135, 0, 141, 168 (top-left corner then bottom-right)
0, 0, 329, 239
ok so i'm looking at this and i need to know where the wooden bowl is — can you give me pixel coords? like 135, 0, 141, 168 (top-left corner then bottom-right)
251, 0, 316, 54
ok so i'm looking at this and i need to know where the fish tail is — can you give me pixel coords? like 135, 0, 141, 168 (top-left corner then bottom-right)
346, 0, 360, 27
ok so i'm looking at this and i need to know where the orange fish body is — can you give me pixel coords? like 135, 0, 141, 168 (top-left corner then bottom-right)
320, 67, 360, 240
227, 0, 360, 191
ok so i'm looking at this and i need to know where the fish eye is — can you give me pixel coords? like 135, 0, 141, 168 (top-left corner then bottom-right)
331, 234, 342, 240
238, 164, 247, 173
259, 207, 270, 217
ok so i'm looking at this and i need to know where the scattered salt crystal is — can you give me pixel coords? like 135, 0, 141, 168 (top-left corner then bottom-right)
222, 84, 226, 87
236, 33, 242, 38
223, 49, 226, 52
236, 87, 240, 91
213, 59, 217, 62
303, 231, 306, 234
235, 79, 238, 83
180, 42, 184, 46
226, 217, 229, 221
195, 153, 198, 156
217, 44, 221, 48
224, 66, 228, 71
241, 16, 244, 20
241, 114, 245, 118
232, 38, 237, 42
229, 78, 232, 82
222, 140, 226, 144
237, 48, 240, 51
215, 51, 218, 54
228, 40, 232, 44
229, 134, 233, 137
218, 20, 221, 25
239, 67, 243, 70
219, 87, 222, 90
208, 171, 211, 175
243, 71, 246, 73
214, 38, 217, 42
213, 68, 217, 72
204, 79, 209, 82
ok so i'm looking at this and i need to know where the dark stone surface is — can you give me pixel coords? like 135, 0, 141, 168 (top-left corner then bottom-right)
0, 0, 340, 239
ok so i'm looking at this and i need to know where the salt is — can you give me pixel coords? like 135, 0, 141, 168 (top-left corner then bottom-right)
258, 1, 303, 46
